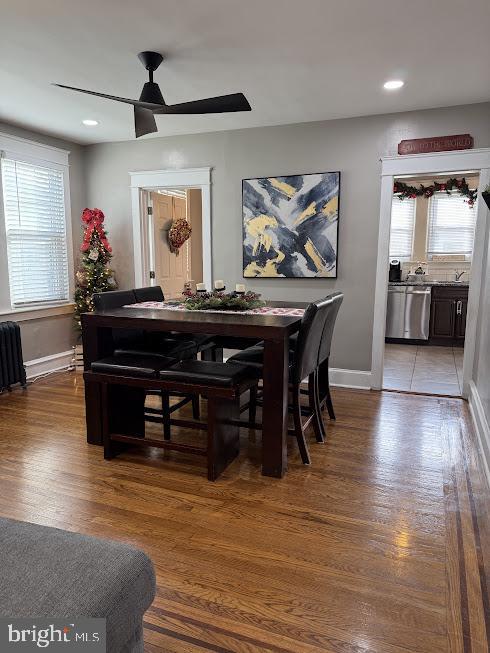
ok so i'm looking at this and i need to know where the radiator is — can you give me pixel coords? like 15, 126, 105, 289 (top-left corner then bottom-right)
0, 321, 27, 392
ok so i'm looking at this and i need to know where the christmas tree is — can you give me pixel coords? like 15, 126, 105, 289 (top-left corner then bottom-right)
74, 208, 117, 330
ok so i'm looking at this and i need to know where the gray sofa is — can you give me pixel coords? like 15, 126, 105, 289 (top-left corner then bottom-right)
0, 517, 156, 652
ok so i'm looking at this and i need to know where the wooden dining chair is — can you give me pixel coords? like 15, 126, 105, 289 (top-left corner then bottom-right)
93, 289, 197, 359
291, 292, 343, 441
93, 289, 151, 350
133, 286, 165, 302
93, 289, 137, 310
133, 286, 217, 358
227, 298, 333, 464
315, 292, 343, 426
92, 288, 200, 422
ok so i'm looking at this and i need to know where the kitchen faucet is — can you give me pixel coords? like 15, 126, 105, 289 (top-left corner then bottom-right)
454, 270, 465, 281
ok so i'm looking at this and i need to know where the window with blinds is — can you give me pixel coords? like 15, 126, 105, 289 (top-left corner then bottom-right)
389, 196, 415, 259
427, 192, 476, 257
1, 158, 69, 307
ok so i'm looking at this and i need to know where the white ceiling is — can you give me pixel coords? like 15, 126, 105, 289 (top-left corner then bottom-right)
1, 0, 489, 144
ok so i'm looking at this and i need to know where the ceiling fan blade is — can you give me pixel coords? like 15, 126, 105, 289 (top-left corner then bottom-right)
153, 92, 251, 115
53, 84, 163, 110
134, 106, 158, 138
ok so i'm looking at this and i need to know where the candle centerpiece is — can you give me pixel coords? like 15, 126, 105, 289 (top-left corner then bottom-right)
181, 283, 264, 312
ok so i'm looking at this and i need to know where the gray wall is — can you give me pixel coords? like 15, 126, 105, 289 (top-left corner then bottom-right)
84, 102, 490, 371
17, 314, 76, 363
0, 122, 86, 361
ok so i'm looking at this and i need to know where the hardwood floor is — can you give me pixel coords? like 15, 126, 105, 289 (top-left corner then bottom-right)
0, 371, 489, 652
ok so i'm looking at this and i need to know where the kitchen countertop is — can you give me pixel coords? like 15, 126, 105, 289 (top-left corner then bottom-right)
389, 281, 469, 287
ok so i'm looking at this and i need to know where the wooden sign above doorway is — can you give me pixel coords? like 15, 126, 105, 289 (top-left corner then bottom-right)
398, 134, 474, 156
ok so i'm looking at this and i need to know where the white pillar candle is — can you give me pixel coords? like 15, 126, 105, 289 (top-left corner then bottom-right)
196, 282, 206, 291
214, 279, 225, 290
235, 284, 245, 293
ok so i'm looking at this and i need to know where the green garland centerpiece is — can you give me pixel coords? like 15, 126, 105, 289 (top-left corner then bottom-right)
182, 289, 265, 312
393, 177, 478, 207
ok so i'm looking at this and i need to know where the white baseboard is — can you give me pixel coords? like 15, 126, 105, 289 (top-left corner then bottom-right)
330, 368, 372, 390
468, 380, 490, 489
224, 353, 372, 391
25, 350, 74, 380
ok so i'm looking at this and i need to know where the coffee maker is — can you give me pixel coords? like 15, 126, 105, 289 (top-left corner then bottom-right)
389, 259, 402, 282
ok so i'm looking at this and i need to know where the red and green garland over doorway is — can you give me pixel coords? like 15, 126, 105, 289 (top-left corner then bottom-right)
393, 177, 478, 207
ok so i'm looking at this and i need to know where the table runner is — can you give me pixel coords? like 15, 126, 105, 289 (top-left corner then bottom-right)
123, 301, 305, 316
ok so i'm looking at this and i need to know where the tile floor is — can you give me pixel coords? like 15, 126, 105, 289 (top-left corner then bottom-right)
383, 343, 463, 395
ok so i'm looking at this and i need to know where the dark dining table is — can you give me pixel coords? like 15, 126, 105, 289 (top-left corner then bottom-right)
81, 300, 308, 478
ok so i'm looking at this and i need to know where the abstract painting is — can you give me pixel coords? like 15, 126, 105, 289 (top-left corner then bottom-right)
242, 171, 340, 278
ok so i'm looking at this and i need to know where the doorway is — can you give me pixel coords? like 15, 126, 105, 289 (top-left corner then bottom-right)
129, 167, 212, 292
151, 188, 203, 298
383, 171, 478, 396
371, 149, 490, 397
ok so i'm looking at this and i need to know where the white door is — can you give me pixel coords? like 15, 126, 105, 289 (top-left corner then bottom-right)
152, 193, 187, 298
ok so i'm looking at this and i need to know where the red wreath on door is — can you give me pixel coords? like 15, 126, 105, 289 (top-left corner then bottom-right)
168, 218, 192, 254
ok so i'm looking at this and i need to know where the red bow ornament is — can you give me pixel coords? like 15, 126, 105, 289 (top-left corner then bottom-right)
80, 208, 112, 253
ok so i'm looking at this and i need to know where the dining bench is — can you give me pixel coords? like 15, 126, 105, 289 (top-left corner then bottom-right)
85, 356, 260, 480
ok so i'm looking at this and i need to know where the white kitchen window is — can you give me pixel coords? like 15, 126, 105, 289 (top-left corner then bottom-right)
427, 192, 477, 257
1, 157, 69, 308
389, 196, 415, 259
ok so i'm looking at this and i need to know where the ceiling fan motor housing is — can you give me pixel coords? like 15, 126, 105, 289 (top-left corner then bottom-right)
139, 82, 165, 105
137, 52, 165, 104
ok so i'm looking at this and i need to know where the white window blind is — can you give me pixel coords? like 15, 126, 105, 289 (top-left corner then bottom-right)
427, 192, 476, 257
389, 196, 415, 259
1, 158, 69, 307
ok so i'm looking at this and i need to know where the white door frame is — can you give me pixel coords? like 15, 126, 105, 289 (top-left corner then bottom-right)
129, 167, 212, 290
371, 148, 490, 397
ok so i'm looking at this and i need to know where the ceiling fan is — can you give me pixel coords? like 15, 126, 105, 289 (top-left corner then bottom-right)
54, 51, 251, 138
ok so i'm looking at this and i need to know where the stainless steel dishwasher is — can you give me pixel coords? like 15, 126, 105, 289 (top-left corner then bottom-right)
386, 285, 406, 338
404, 285, 431, 339
386, 284, 432, 340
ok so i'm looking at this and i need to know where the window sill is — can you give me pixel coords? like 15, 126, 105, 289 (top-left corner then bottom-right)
0, 303, 75, 323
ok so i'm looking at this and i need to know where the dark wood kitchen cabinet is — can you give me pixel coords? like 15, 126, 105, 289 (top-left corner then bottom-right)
454, 296, 468, 340
430, 297, 455, 338
429, 286, 468, 343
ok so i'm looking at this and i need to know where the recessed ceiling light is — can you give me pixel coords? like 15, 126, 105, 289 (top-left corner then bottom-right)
82, 119, 99, 126
383, 80, 404, 90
